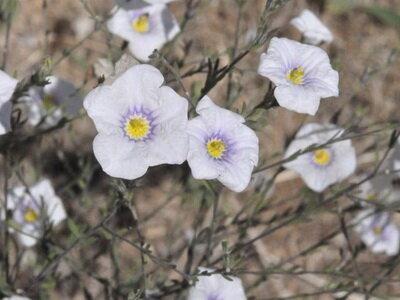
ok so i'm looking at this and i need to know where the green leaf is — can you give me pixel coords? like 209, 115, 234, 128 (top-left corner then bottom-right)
364, 6, 400, 28
67, 219, 81, 238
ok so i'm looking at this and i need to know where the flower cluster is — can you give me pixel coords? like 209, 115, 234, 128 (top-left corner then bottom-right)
1, 2, 399, 298
84, 65, 259, 192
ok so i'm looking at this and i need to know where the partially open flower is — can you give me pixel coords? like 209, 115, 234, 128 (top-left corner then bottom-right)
143, 0, 176, 3
188, 268, 247, 300
284, 123, 356, 192
3, 296, 31, 300
6, 179, 67, 247
187, 96, 259, 192
258, 37, 339, 115
290, 9, 333, 45
84, 64, 189, 180
355, 210, 400, 256
20, 76, 82, 127
108, 1, 180, 61
0, 70, 18, 135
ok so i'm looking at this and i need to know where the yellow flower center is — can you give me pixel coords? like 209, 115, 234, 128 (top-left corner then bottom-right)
313, 149, 331, 166
373, 226, 383, 236
287, 67, 305, 85
207, 139, 226, 159
132, 14, 150, 33
125, 116, 150, 140
43, 94, 56, 111
24, 208, 39, 223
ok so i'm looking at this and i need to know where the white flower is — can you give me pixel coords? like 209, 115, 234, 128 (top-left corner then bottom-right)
357, 180, 379, 207
0, 70, 18, 135
258, 37, 339, 115
108, 1, 180, 61
84, 64, 189, 180
355, 210, 400, 256
5, 179, 67, 247
187, 96, 259, 192
362, 141, 400, 205
2, 296, 31, 300
20, 76, 82, 127
188, 268, 247, 300
283, 123, 356, 192
290, 9, 333, 45
143, 0, 176, 4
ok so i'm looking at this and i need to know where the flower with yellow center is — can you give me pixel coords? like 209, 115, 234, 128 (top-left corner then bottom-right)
283, 123, 356, 193
187, 96, 259, 193
6, 179, 67, 247
23, 208, 39, 223
84, 64, 189, 180
258, 37, 339, 115
107, 4, 180, 61
125, 116, 150, 140
313, 149, 331, 166
355, 210, 400, 256
206, 139, 226, 159
132, 14, 150, 33
287, 67, 304, 85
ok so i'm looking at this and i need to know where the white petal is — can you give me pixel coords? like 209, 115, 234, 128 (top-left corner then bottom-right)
187, 142, 220, 180
148, 128, 188, 166
84, 85, 125, 135
0, 70, 17, 134
196, 96, 245, 126
383, 224, 400, 256
111, 64, 164, 108
44, 76, 82, 117
0, 101, 12, 134
188, 268, 246, 300
18, 231, 39, 248
147, 86, 189, 165
155, 86, 188, 124
32, 179, 67, 226
107, 8, 137, 43
93, 134, 149, 180
274, 85, 321, 115
290, 9, 333, 45
0, 70, 17, 105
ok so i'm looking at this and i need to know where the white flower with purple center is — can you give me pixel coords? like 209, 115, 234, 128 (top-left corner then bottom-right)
84, 64, 189, 180
108, 1, 180, 61
188, 268, 247, 300
290, 9, 333, 45
5, 179, 67, 247
0, 69, 18, 135
283, 123, 356, 193
187, 96, 259, 193
258, 37, 339, 115
20, 76, 82, 127
355, 210, 400, 256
